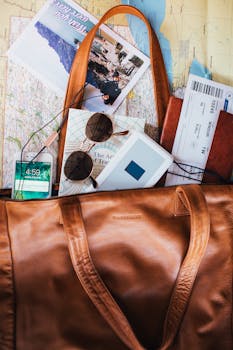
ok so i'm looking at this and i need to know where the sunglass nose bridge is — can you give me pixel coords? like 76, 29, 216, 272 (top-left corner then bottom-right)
112, 130, 129, 137
80, 137, 94, 152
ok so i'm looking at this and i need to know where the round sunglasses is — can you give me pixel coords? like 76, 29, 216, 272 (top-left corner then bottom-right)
64, 113, 128, 187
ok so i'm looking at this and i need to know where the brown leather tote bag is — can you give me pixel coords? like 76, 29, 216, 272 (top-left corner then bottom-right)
1, 185, 232, 349
0, 5, 232, 350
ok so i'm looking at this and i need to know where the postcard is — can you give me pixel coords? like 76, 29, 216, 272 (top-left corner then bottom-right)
7, 0, 150, 114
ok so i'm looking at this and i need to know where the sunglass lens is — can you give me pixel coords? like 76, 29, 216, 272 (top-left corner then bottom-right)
86, 113, 113, 142
64, 151, 93, 181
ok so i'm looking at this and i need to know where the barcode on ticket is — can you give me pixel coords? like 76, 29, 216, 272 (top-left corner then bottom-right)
191, 80, 223, 99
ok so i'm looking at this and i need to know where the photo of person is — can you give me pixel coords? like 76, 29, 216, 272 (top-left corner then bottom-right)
100, 70, 122, 105
83, 33, 146, 113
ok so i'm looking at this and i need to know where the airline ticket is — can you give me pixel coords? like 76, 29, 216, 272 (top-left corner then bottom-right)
166, 73, 233, 186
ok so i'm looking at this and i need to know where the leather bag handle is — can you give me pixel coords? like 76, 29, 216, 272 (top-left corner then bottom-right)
60, 184, 210, 350
160, 185, 210, 349
58, 5, 170, 181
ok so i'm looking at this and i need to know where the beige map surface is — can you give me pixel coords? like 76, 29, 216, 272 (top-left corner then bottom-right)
162, 0, 233, 89
0, 1, 43, 186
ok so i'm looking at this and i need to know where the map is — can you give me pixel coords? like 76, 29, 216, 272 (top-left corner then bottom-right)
1, 0, 233, 187
123, 0, 233, 90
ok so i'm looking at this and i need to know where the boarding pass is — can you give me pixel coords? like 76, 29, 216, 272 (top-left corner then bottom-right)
166, 73, 233, 186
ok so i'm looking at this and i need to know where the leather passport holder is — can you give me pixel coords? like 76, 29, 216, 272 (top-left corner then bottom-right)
160, 96, 233, 183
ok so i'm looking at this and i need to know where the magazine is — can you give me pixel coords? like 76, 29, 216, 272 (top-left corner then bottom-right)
7, 0, 150, 114
58, 109, 146, 196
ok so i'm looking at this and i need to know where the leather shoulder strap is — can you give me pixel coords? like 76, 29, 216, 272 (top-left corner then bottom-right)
60, 195, 145, 350
57, 5, 170, 181
160, 185, 210, 349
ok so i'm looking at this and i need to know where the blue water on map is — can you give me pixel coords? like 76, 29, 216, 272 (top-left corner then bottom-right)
121, 0, 173, 86
121, 0, 211, 87
190, 59, 212, 79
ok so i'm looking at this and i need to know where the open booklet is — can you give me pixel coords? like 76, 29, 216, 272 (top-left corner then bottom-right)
7, 0, 150, 114
58, 109, 146, 196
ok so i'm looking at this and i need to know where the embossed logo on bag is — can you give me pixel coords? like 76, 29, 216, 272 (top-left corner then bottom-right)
112, 213, 142, 220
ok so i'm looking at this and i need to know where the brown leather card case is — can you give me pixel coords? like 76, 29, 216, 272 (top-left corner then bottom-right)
160, 96, 233, 183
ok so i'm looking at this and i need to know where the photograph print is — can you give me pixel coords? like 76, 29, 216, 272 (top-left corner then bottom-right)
83, 27, 149, 113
